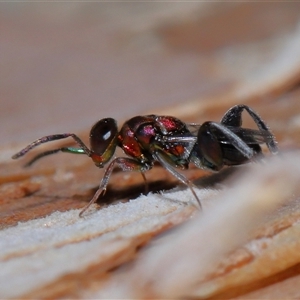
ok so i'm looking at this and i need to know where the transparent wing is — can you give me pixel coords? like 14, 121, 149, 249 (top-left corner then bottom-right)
219, 126, 274, 145
164, 123, 274, 145
186, 123, 200, 136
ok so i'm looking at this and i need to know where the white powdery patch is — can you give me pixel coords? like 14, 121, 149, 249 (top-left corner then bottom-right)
0, 187, 218, 298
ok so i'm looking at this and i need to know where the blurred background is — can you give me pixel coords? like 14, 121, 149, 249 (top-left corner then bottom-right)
2, 3, 300, 298
2, 2, 300, 145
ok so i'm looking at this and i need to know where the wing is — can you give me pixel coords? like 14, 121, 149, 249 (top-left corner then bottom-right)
164, 123, 274, 145
219, 126, 274, 145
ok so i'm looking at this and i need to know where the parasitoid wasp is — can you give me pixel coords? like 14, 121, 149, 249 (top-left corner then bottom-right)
12, 104, 278, 216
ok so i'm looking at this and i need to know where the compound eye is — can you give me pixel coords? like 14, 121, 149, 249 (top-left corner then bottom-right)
90, 118, 118, 155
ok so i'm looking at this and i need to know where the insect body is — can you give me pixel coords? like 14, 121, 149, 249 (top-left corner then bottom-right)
12, 105, 278, 216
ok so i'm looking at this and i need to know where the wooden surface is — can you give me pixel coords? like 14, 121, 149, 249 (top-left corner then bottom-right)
1, 3, 300, 298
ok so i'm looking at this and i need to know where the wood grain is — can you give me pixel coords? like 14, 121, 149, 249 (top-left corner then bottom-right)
1, 3, 300, 298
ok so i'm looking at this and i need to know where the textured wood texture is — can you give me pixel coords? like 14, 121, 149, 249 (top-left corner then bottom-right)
1, 3, 300, 298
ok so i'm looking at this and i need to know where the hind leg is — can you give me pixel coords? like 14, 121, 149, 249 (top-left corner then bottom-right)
221, 105, 278, 154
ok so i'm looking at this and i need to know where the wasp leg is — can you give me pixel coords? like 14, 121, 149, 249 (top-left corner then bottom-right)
79, 157, 151, 217
196, 121, 257, 170
141, 172, 149, 195
221, 104, 278, 154
195, 122, 259, 171
153, 150, 202, 210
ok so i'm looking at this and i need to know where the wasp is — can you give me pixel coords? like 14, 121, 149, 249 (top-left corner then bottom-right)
12, 104, 278, 216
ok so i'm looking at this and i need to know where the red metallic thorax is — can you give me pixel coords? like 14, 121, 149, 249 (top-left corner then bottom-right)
154, 115, 187, 134
118, 116, 156, 161
154, 115, 189, 161
118, 115, 190, 165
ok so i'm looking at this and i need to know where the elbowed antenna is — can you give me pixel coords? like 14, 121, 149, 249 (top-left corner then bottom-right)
12, 133, 92, 166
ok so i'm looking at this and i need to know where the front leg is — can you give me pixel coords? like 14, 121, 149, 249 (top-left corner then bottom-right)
79, 157, 151, 217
